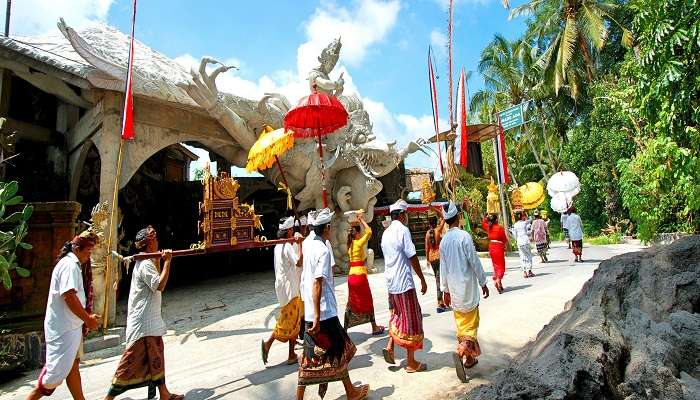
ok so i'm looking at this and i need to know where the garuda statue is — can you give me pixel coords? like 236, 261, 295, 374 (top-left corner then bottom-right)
179, 38, 427, 267
58, 21, 426, 269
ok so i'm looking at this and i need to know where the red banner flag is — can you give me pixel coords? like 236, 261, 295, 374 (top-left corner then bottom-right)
121, 0, 137, 140
428, 47, 444, 174
458, 68, 469, 168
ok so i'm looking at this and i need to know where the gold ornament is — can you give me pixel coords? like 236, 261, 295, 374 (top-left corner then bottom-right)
486, 178, 500, 215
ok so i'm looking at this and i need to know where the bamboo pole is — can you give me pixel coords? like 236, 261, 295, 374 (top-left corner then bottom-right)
101, 137, 125, 330
130, 237, 296, 261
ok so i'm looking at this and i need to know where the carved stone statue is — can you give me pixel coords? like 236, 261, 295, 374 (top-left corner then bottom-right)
57, 22, 427, 271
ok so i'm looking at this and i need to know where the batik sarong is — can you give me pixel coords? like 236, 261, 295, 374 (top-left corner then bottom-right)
273, 296, 303, 342
518, 244, 533, 272
536, 242, 548, 256
345, 263, 376, 329
488, 240, 506, 281
388, 289, 424, 350
572, 240, 583, 256
454, 307, 481, 359
107, 336, 166, 397
298, 316, 356, 386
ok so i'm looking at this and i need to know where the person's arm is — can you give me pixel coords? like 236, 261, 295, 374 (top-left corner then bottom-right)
409, 255, 427, 295
157, 250, 173, 291
439, 245, 450, 305
307, 250, 330, 335
404, 228, 427, 294
62, 290, 99, 330
424, 231, 430, 261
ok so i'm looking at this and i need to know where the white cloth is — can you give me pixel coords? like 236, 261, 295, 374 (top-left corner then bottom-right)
44, 253, 85, 342
439, 228, 486, 312
300, 236, 337, 322
389, 199, 408, 212
279, 216, 294, 231
125, 259, 167, 347
560, 213, 569, 229
381, 220, 417, 294
273, 242, 300, 307
565, 213, 584, 240
41, 327, 82, 388
511, 220, 531, 247
306, 230, 336, 266
518, 244, 533, 271
442, 202, 459, 220
312, 208, 334, 225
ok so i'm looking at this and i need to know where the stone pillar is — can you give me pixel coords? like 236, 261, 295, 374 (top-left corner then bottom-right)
92, 92, 122, 325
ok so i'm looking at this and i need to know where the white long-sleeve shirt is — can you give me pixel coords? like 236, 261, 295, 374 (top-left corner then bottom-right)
439, 227, 487, 312
565, 213, 584, 241
511, 220, 531, 246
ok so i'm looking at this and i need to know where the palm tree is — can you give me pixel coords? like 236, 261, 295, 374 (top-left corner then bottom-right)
508, 0, 633, 94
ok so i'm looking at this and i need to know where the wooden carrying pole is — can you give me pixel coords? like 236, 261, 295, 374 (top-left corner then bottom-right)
130, 237, 297, 261
102, 138, 125, 329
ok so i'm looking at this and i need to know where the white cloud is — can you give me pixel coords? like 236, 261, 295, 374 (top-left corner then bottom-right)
2, 0, 114, 36
296, 0, 401, 75
430, 28, 447, 58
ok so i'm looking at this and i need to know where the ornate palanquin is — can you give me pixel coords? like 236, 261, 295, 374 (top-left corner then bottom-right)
198, 169, 262, 248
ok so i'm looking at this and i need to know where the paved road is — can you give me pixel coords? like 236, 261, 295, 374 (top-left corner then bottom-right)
1, 241, 644, 400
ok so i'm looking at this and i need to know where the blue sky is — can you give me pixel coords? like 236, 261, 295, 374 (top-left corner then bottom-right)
6, 0, 527, 175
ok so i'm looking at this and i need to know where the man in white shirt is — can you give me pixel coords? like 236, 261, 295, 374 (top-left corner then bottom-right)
560, 211, 571, 249
297, 209, 369, 400
27, 231, 100, 400
511, 211, 534, 278
438, 202, 489, 383
105, 226, 183, 400
262, 216, 302, 365
380, 199, 428, 373
564, 206, 584, 262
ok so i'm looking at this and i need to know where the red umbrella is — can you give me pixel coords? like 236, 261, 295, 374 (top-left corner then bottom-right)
284, 90, 348, 207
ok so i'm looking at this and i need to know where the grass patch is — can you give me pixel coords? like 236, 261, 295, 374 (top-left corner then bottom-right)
586, 233, 623, 245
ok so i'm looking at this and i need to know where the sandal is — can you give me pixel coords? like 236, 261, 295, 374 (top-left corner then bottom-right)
349, 384, 370, 400
168, 395, 185, 400
286, 355, 299, 365
464, 358, 479, 369
452, 352, 467, 383
406, 362, 427, 373
261, 340, 269, 365
382, 348, 395, 364
372, 326, 385, 336
528, 270, 535, 277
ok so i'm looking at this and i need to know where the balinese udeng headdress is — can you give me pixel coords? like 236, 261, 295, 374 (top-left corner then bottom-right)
72, 229, 99, 248
134, 225, 157, 250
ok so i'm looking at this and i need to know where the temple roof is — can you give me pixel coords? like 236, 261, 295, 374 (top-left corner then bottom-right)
0, 22, 199, 107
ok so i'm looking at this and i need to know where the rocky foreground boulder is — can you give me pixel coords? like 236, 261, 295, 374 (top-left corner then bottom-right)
467, 236, 700, 400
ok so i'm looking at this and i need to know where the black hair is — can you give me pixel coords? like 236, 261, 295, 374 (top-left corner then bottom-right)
347, 225, 361, 248
390, 210, 403, 220
445, 214, 459, 226
428, 216, 437, 228
443, 203, 461, 226
277, 230, 285, 239
487, 214, 498, 228
56, 241, 73, 264
568, 206, 577, 214
312, 223, 328, 237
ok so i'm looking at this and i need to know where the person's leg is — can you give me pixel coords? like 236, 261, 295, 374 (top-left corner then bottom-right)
26, 387, 43, 400
406, 348, 425, 370
264, 334, 275, 355
295, 385, 306, 400
431, 262, 445, 308
65, 359, 86, 400
519, 246, 528, 277
157, 383, 173, 400
287, 339, 298, 362
341, 376, 369, 399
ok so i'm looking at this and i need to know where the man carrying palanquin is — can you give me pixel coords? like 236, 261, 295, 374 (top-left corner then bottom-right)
104, 226, 183, 400
261, 216, 303, 365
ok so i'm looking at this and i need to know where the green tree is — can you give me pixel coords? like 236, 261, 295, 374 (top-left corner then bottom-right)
0, 181, 33, 290
510, 0, 633, 94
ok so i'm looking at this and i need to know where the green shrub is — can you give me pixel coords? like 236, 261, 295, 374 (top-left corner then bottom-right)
0, 181, 33, 290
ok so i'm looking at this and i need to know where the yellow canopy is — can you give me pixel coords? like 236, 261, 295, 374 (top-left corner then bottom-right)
245, 126, 295, 172
519, 182, 545, 210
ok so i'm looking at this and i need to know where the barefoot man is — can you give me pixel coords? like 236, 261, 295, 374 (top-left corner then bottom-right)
261, 216, 303, 365
438, 202, 489, 382
297, 208, 369, 400
380, 199, 428, 373
104, 226, 184, 400
27, 230, 100, 400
